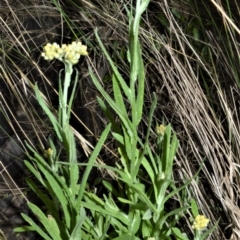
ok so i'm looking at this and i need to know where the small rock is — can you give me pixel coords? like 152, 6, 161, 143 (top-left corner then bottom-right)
11, 195, 25, 208
9, 215, 24, 225
0, 199, 9, 209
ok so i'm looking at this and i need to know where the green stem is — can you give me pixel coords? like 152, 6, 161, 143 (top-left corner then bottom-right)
62, 63, 73, 128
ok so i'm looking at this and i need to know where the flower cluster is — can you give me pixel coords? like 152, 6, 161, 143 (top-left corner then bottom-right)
192, 215, 210, 231
155, 124, 166, 136
44, 148, 53, 158
41, 41, 88, 65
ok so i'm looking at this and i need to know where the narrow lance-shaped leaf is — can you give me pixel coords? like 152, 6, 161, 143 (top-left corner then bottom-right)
35, 84, 62, 141
27, 203, 63, 240
75, 123, 111, 209
15, 213, 52, 240
133, 94, 157, 179
112, 73, 128, 117
135, 40, 145, 125
161, 125, 171, 173
25, 177, 59, 217
69, 207, 86, 240
34, 159, 72, 230
89, 68, 134, 138
95, 29, 132, 102
166, 133, 179, 176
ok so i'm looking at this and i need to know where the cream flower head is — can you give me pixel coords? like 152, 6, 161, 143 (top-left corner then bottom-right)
192, 215, 210, 231
155, 124, 166, 136
41, 41, 88, 65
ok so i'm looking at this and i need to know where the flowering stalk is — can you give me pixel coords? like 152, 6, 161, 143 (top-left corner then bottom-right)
192, 215, 210, 240
40, 41, 88, 180
41, 41, 88, 129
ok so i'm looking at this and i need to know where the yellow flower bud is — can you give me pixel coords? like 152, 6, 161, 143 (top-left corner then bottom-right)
44, 148, 53, 157
79, 45, 88, 55
155, 124, 166, 136
192, 215, 210, 231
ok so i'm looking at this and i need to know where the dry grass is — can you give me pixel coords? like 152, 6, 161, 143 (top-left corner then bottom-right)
0, 0, 240, 239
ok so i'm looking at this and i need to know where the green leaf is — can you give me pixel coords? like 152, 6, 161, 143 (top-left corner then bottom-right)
172, 228, 189, 240
158, 206, 189, 229
191, 199, 199, 217
24, 160, 46, 187
104, 195, 120, 212
63, 125, 79, 192
117, 197, 134, 205
89, 68, 134, 139
141, 220, 152, 238
76, 123, 111, 209
119, 177, 157, 214
135, 41, 145, 125
48, 138, 58, 171
84, 192, 105, 206
142, 209, 152, 220
67, 70, 79, 119
112, 73, 128, 117
171, 8, 185, 22
160, 125, 179, 178
118, 147, 130, 175
35, 84, 62, 141
25, 145, 75, 207
33, 159, 71, 230
141, 157, 157, 199
157, 12, 169, 27
167, 132, 179, 175
70, 207, 86, 240
14, 226, 35, 232
26, 177, 59, 216
46, 214, 62, 240
100, 215, 111, 240
161, 125, 171, 173
133, 93, 158, 181
27, 203, 63, 240
94, 29, 132, 102
102, 180, 123, 198
17, 213, 52, 240
58, 70, 64, 125
139, 92, 157, 153
107, 217, 128, 233
193, 28, 200, 41
80, 201, 129, 224
131, 212, 141, 235
145, 144, 158, 174
112, 233, 132, 240
97, 97, 121, 134
163, 178, 192, 204
112, 132, 124, 145
122, 126, 133, 162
